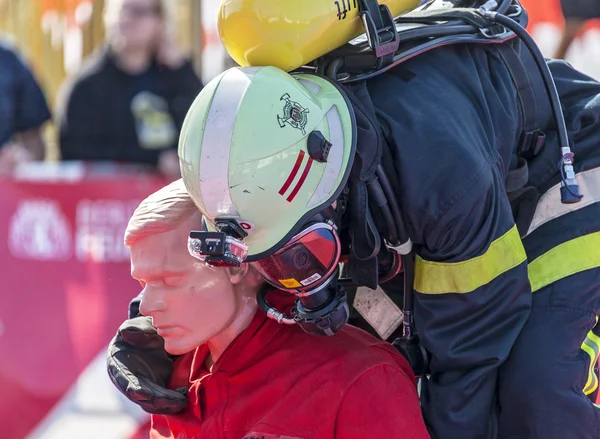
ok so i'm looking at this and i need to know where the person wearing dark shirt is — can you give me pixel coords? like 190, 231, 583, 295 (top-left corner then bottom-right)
55, 0, 203, 180
554, 0, 600, 60
0, 37, 51, 174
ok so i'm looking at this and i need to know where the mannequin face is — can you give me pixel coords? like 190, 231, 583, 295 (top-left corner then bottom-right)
131, 215, 258, 356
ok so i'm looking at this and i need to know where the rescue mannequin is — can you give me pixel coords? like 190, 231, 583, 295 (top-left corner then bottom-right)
108, 178, 430, 439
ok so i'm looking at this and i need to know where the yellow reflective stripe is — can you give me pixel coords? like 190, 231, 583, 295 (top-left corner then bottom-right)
414, 225, 526, 295
582, 331, 600, 396
528, 231, 600, 293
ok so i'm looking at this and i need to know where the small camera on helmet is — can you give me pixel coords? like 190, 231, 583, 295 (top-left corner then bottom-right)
188, 231, 249, 268
193, 232, 226, 256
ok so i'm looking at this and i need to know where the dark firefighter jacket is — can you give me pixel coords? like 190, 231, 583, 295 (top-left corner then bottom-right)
364, 41, 600, 438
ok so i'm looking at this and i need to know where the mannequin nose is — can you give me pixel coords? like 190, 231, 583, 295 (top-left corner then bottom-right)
139, 286, 167, 316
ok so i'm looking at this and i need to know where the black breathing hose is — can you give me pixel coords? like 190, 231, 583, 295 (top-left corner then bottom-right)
482, 11, 569, 151
376, 166, 410, 247
367, 178, 400, 245
481, 8, 582, 202
257, 286, 296, 325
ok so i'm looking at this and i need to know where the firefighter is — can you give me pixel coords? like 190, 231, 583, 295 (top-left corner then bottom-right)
107, 0, 600, 437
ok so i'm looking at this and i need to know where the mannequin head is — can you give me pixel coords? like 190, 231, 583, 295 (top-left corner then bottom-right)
125, 179, 263, 358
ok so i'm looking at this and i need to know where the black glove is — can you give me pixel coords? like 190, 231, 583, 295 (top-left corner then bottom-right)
106, 316, 189, 414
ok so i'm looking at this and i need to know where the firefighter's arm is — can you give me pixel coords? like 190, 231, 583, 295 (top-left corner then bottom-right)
334, 365, 430, 438
414, 160, 532, 438
105, 291, 187, 414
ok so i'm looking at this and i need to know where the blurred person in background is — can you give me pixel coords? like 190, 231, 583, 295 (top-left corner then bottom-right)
554, 0, 600, 59
55, 0, 203, 180
0, 37, 50, 175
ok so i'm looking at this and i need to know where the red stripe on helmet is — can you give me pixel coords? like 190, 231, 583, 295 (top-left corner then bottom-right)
279, 150, 305, 196
287, 157, 313, 202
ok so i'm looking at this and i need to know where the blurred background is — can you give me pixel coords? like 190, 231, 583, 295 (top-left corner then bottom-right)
0, 0, 598, 438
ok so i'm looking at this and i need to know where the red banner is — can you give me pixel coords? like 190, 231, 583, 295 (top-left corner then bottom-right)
0, 169, 165, 439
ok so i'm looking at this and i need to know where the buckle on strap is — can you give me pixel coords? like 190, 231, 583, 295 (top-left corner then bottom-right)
520, 129, 546, 158
358, 0, 400, 59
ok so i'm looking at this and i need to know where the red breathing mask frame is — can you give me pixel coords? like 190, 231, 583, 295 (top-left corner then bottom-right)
253, 221, 341, 295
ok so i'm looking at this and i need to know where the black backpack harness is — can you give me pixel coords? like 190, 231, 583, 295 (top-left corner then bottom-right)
294, 0, 584, 375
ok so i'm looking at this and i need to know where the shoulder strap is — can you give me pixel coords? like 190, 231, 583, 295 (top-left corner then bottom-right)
338, 80, 398, 289
492, 41, 553, 236
494, 42, 550, 159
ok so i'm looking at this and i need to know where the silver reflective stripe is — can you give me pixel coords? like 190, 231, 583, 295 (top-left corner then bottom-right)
199, 67, 260, 218
526, 167, 600, 238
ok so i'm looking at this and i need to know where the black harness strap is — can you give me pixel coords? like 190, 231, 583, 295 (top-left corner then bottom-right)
505, 157, 529, 194
342, 81, 387, 289
495, 43, 548, 159
493, 42, 553, 235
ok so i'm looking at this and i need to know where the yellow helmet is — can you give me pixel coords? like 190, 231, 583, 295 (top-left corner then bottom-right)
178, 66, 356, 259
218, 0, 421, 72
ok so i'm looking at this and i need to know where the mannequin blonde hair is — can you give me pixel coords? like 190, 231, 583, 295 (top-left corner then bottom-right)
124, 178, 201, 248
125, 178, 264, 286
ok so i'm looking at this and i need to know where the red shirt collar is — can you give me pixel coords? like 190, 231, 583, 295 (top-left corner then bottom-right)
189, 289, 295, 379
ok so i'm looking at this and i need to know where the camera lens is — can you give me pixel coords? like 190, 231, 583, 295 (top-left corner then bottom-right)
207, 244, 215, 253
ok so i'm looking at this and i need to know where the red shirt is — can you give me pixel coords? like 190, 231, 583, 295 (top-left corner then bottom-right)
150, 296, 429, 439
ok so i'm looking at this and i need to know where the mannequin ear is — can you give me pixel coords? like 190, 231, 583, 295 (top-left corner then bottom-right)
225, 264, 250, 285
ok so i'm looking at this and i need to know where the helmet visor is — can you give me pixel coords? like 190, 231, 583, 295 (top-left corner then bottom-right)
253, 223, 340, 293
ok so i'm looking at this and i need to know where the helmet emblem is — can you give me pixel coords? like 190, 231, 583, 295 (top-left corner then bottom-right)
277, 93, 310, 135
